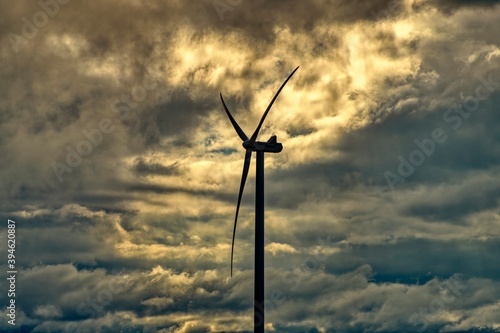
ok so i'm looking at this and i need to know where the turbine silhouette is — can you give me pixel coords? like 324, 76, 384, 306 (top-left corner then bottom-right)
220, 66, 299, 333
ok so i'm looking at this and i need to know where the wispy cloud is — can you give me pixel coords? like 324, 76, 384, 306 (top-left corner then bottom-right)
1, 0, 500, 332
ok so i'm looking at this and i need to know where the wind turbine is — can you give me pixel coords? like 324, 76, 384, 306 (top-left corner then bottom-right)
220, 66, 299, 333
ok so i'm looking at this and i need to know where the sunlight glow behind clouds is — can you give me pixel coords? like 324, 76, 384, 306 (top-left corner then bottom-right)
1, 0, 500, 332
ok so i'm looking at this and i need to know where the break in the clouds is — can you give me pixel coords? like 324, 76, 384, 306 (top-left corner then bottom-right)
1, 0, 500, 332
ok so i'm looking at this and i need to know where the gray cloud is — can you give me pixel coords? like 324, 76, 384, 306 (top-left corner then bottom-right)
1, 0, 500, 332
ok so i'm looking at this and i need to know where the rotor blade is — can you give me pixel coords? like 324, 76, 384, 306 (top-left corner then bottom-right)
220, 93, 249, 142
249, 66, 299, 143
231, 149, 252, 277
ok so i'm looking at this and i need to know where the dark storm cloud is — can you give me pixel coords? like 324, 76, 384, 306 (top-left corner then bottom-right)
325, 238, 500, 280
429, 0, 500, 13
331, 93, 500, 193
0, 0, 418, 203
401, 177, 500, 221
1, 0, 500, 332
133, 158, 180, 176
151, 89, 218, 142
209, 0, 402, 34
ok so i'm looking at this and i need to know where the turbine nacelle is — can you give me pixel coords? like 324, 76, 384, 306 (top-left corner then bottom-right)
242, 135, 283, 152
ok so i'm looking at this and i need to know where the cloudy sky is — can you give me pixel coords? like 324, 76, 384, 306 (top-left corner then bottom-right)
1, 0, 500, 332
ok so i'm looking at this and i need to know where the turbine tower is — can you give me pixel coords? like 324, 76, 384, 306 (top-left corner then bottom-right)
220, 66, 299, 333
